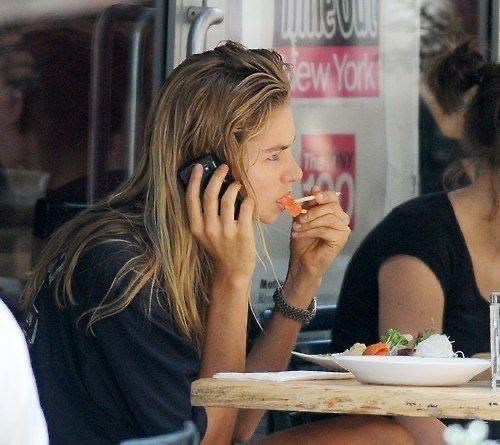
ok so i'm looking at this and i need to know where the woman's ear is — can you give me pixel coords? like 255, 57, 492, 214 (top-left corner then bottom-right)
435, 108, 465, 140
420, 81, 466, 140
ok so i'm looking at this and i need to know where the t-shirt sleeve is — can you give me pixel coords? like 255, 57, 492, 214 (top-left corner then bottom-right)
330, 244, 381, 352
74, 241, 207, 438
370, 207, 453, 292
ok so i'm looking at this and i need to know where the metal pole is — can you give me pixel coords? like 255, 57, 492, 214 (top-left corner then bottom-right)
186, 7, 224, 56
491, 0, 500, 62
125, 8, 154, 178
88, 4, 148, 204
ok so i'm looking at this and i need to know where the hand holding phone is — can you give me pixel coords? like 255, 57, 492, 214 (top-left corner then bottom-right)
178, 154, 242, 219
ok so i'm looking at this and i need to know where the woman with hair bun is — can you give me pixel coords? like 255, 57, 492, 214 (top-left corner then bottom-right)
331, 40, 500, 439
20, 41, 417, 444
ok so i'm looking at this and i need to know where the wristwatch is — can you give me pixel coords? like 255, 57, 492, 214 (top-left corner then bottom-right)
272, 288, 317, 324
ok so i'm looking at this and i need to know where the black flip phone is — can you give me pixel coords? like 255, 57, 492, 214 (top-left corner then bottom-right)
178, 154, 242, 218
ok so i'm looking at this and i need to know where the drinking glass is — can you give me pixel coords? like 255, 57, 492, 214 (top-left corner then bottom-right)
490, 292, 500, 389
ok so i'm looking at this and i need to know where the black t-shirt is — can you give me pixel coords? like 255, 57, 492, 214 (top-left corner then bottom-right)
30, 240, 207, 444
331, 192, 489, 357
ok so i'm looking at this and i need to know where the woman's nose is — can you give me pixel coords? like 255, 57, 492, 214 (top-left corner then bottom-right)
282, 157, 303, 183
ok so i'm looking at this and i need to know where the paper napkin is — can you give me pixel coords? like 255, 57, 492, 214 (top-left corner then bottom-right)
213, 370, 354, 382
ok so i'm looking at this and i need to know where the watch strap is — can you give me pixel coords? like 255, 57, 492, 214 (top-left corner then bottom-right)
272, 288, 317, 324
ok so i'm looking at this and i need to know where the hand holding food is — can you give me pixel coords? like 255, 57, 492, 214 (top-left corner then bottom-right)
277, 193, 341, 218
287, 187, 351, 281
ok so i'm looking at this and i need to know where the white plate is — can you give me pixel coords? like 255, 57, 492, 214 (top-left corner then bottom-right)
333, 355, 491, 386
291, 351, 346, 371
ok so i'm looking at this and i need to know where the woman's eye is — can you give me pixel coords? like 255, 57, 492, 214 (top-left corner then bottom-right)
267, 152, 280, 161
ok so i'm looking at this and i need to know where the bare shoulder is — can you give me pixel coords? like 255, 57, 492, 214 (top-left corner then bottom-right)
379, 255, 445, 295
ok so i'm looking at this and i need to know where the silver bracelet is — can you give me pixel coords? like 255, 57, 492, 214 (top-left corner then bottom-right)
272, 288, 317, 324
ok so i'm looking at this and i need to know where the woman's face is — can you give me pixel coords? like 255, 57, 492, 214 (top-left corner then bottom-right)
245, 104, 302, 224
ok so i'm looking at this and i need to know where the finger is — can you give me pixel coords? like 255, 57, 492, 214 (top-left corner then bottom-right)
237, 196, 255, 230
220, 181, 241, 225
301, 190, 341, 212
185, 164, 204, 236
293, 213, 350, 233
203, 164, 229, 225
301, 185, 322, 210
291, 224, 351, 247
298, 201, 345, 225
314, 190, 341, 204
309, 184, 321, 194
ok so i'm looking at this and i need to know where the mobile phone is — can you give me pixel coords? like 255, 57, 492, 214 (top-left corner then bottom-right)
178, 154, 242, 218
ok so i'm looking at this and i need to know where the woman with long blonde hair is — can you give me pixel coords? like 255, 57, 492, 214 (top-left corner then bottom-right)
22, 41, 414, 444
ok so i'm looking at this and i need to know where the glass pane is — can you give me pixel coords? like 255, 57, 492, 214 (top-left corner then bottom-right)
0, 0, 152, 309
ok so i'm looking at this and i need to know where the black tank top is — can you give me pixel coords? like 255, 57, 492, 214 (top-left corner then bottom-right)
331, 192, 489, 358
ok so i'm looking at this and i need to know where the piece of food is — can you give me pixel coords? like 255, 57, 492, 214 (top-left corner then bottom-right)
415, 329, 433, 347
381, 328, 414, 355
363, 342, 390, 356
395, 348, 414, 356
343, 342, 366, 356
277, 194, 304, 217
414, 334, 457, 358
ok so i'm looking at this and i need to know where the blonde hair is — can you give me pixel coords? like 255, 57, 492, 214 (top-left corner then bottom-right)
21, 41, 291, 350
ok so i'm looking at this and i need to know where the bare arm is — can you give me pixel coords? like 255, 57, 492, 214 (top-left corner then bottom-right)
378, 255, 445, 339
233, 187, 350, 441
232, 276, 321, 441
200, 274, 252, 445
378, 254, 447, 444
185, 163, 257, 445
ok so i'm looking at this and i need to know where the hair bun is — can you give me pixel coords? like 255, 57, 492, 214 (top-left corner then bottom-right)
427, 39, 484, 113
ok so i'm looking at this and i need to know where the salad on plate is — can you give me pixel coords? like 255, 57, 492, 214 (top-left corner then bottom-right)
294, 329, 488, 386
337, 328, 463, 358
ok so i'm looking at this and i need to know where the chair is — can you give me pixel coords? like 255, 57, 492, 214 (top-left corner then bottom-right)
120, 421, 199, 445
259, 305, 337, 433
33, 199, 88, 241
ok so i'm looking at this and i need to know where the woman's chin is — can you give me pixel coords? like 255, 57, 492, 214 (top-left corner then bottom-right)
257, 211, 281, 225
